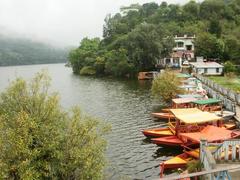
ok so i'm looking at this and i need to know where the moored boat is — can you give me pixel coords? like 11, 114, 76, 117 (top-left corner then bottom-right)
151, 112, 175, 119
151, 108, 230, 147
142, 127, 173, 138
138, 71, 158, 80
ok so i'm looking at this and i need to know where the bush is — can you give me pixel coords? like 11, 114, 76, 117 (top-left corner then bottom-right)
80, 66, 96, 75
224, 61, 237, 73
151, 70, 184, 102
0, 71, 110, 179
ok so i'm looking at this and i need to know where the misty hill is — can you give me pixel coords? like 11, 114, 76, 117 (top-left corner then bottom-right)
0, 35, 68, 66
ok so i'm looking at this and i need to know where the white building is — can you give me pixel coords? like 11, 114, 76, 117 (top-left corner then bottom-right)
190, 62, 223, 75
158, 35, 195, 68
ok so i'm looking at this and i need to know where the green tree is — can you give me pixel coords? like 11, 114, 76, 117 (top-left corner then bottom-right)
195, 32, 224, 59
0, 71, 110, 179
151, 71, 184, 103
68, 38, 100, 74
224, 61, 237, 73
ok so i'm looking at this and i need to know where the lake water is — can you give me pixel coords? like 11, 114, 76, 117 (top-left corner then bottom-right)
0, 63, 180, 179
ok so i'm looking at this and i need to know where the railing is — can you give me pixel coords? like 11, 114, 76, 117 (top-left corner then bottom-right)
195, 74, 238, 112
200, 139, 240, 179
212, 139, 240, 162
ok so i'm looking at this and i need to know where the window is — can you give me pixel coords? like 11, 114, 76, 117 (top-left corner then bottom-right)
216, 68, 219, 73
177, 42, 184, 47
186, 45, 192, 51
204, 68, 208, 74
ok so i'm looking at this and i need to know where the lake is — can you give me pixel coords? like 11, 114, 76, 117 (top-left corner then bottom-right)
0, 63, 179, 179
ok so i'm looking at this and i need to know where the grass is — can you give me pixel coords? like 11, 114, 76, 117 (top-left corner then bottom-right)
208, 76, 240, 93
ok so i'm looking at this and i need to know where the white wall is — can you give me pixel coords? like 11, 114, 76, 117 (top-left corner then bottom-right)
194, 67, 223, 75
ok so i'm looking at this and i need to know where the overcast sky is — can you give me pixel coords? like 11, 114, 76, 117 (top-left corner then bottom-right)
0, 0, 196, 47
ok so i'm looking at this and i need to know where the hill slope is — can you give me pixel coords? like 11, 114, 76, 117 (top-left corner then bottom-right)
0, 35, 68, 66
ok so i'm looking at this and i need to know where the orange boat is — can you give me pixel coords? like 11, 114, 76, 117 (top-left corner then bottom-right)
160, 148, 200, 177
142, 127, 174, 138
151, 112, 175, 119
153, 125, 240, 147
151, 108, 235, 147
151, 98, 197, 119
144, 108, 236, 138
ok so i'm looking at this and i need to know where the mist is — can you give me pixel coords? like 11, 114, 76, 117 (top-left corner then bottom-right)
0, 0, 196, 47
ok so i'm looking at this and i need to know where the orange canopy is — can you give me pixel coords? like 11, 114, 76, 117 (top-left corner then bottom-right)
180, 125, 239, 143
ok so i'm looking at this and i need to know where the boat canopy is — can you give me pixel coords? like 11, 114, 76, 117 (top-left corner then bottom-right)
177, 73, 191, 78
192, 98, 222, 105
180, 125, 239, 143
170, 108, 222, 124
177, 94, 203, 99
179, 85, 197, 89
172, 97, 197, 104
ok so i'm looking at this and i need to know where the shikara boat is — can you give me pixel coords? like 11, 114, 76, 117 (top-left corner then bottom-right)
151, 108, 235, 147
152, 97, 197, 118
180, 125, 240, 144
192, 98, 222, 112
151, 112, 175, 119
145, 108, 236, 138
138, 71, 158, 80
160, 149, 199, 177
142, 127, 174, 138
160, 146, 217, 177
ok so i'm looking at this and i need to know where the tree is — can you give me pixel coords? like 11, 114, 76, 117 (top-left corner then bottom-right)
127, 23, 173, 71
224, 61, 237, 73
151, 71, 184, 102
0, 71, 110, 179
195, 32, 224, 59
68, 38, 100, 74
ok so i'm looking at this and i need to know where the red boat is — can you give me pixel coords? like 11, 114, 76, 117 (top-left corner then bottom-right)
152, 135, 184, 146
151, 108, 233, 147
152, 125, 240, 147
144, 108, 236, 139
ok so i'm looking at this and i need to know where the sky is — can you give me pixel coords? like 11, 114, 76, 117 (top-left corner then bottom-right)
0, 0, 196, 47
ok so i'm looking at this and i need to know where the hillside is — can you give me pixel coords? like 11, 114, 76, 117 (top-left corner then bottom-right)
0, 35, 68, 66
69, 0, 240, 77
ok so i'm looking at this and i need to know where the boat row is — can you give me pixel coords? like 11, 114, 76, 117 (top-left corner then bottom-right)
141, 74, 239, 177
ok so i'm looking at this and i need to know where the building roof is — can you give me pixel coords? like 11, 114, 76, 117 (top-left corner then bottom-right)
190, 62, 223, 68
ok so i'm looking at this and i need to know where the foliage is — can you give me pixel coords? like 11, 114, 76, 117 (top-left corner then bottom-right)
0, 35, 67, 66
0, 71, 110, 179
187, 160, 202, 173
151, 70, 184, 102
80, 66, 96, 75
195, 32, 224, 59
224, 61, 237, 73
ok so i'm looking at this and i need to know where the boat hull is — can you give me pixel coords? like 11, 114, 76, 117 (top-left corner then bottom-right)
151, 135, 184, 147
151, 112, 175, 119
142, 127, 174, 138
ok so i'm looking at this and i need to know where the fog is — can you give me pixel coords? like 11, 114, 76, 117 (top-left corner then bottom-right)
0, 0, 196, 47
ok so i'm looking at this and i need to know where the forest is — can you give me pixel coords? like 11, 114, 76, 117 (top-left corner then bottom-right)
69, 0, 240, 77
0, 35, 68, 66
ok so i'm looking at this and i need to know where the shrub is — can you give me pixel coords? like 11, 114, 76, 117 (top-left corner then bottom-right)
151, 70, 184, 102
0, 71, 110, 179
80, 66, 96, 75
224, 61, 237, 73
